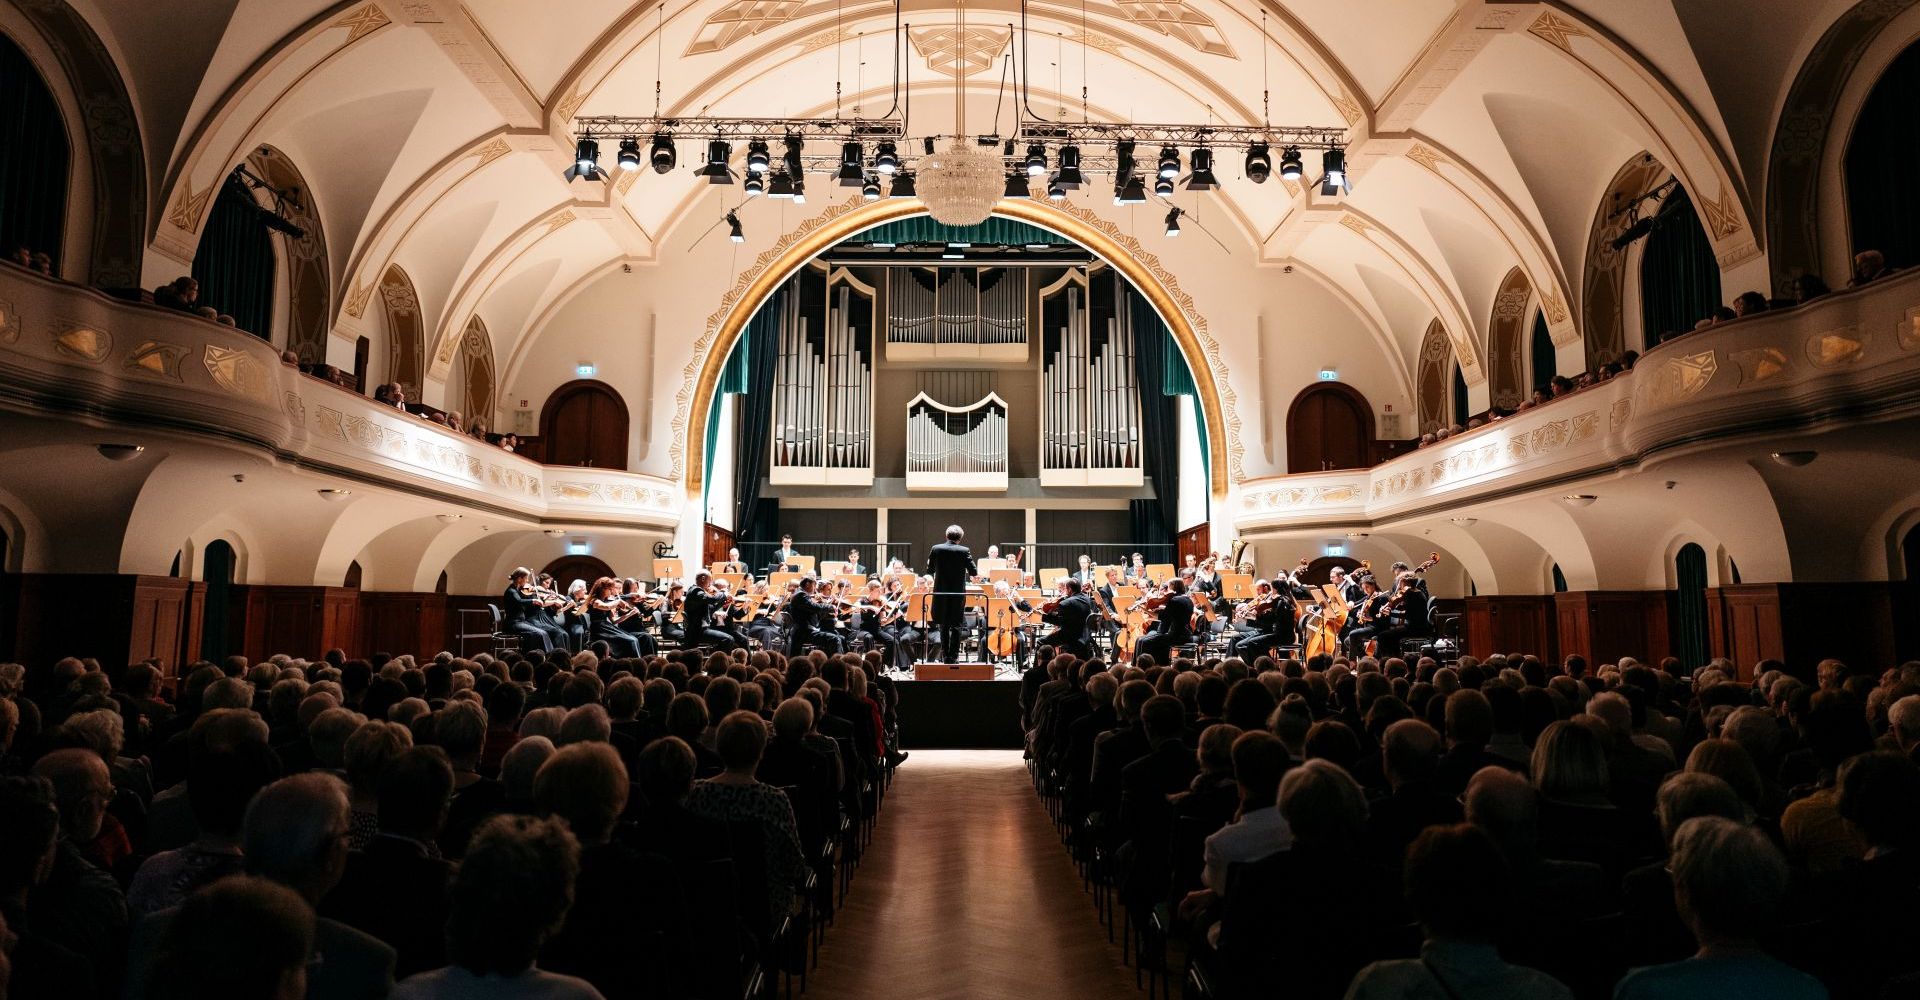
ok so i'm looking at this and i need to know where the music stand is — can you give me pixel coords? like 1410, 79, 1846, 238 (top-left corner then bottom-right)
988, 568, 1023, 588
1220, 573, 1255, 600
835, 574, 868, 591
906, 592, 934, 662
789, 555, 817, 575
885, 571, 917, 591
714, 572, 747, 593
1144, 563, 1176, 585
819, 560, 848, 578
1038, 568, 1067, 590
651, 558, 683, 582
976, 558, 1009, 575
769, 571, 804, 592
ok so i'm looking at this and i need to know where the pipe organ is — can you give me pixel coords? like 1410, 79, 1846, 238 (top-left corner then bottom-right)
905, 392, 1010, 491
770, 265, 876, 485
886, 267, 1028, 361
1040, 268, 1144, 486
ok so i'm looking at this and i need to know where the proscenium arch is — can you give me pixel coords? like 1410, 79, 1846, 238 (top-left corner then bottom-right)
683, 198, 1229, 500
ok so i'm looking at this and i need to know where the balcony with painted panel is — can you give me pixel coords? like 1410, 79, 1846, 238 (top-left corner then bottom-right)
1234, 266, 1920, 533
0, 264, 681, 528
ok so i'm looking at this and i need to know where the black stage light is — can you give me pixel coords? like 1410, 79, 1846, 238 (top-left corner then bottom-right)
1158, 145, 1181, 180
564, 138, 606, 182
1056, 145, 1083, 187
1279, 145, 1304, 182
1165, 208, 1182, 237
1245, 142, 1272, 183
782, 135, 805, 177
1047, 175, 1066, 200
1005, 172, 1031, 198
649, 133, 677, 174
1186, 148, 1216, 190
1026, 144, 1048, 177
1116, 175, 1147, 205
699, 140, 733, 184
767, 171, 795, 199
875, 141, 900, 175
791, 175, 807, 204
743, 172, 765, 197
616, 137, 642, 171
862, 174, 882, 201
1321, 147, 1349, 195
727, 211, 744, 243
746, 140, 771, 174
889, 171, 916, 197
1155, 175, 1174, 197
838, 142, 865, 185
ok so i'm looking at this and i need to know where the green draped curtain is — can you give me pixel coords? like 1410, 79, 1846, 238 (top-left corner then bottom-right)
0, 33, 71, 268
1529, 310, 1555, 391
1128, 289, 1207, 543
1639, 188, 1722, 345
1674, 543, 1710, 669
726, 287, 786, 550
1845, 40, 1920, 270
192, 173, 275, 339
849, 217, 1067, 247
1451, 364, 1469, 423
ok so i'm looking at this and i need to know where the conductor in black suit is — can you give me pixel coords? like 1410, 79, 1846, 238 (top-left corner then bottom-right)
927, 524, 976, 662
1041, 578, 1096, 660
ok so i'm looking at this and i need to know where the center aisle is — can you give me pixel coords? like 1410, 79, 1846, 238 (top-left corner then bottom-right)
807, 750, 1139, 1000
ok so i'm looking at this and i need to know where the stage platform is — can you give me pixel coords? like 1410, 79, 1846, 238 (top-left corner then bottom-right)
893, 676, 1024, 749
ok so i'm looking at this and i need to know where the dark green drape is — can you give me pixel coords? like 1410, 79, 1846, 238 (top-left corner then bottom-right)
730, 287, 786, 549
1530, 310, 1555, 391
1130, 289, 1182, 544
1451, 364, 1469, 424
1845, 41, 1920, 270
1674, 543, 1709, 670
1639, 188, 1722, 345
0, 33, 71, 267
851, 217, 1067, 247
192, 174, 275, 339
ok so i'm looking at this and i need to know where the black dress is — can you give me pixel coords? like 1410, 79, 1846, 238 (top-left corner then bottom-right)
588, 602, 645, 658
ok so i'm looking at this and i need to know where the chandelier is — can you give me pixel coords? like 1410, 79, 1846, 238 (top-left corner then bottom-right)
915, 138, 1006, 226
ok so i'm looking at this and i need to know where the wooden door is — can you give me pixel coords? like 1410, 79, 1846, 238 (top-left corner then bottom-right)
541, 556, 616, 589
1286, 384, 1374, 473
541, 381, 629, 469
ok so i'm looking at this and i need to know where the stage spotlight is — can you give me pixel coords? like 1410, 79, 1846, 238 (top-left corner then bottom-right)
1047, 176, 1066, 200
1279, 145, 1304, 181
767, 171, 794, 198
746, 140, 771, 174
1164, 207, 1182, 237
564, 138, 606, 182
743, 172, 765, 197
727, 211, 744, 243
1005, 172, 1031, 199
1026, 144, 1048, 176
792, 175, 807, 204
1321, 147, 1349, 195
616, 137, 642, 171
838, 142, 865, 185
1056, 145, 1083, 187
1158, 145, 1181, 179
649, 133, 677, 173
1186, 148, 1216, 190
889, 171, 916, 197
1115, 175, 1147, 205
1609, 216, 1655, 251
1245, 142, 1271, 183
782, 135, 804, 177
875, 141, 900, 175
1154, 175, 1174, 197
698, 140, 733, 184
862, 174, 882, 201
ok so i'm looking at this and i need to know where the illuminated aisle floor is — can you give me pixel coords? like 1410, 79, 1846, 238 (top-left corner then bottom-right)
805, 750, 1140, 1000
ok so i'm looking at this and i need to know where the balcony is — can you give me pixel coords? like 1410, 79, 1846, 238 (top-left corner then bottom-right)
0, 265, 681, 529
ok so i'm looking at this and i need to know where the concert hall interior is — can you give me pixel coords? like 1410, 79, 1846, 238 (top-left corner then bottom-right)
4, 0, 1920, 998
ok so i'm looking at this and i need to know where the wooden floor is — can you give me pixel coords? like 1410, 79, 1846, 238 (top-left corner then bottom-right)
806, 750, 1139, 1000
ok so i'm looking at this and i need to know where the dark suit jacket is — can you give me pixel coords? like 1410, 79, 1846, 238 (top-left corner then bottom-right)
1118, 740, 1198, 844
126, 907, 396, 1000
1153, 594, 1195, 640
320, 835, 452, 978
1090, 724, 1151, 818
926, 542, 976, 623
1045, 594, 1096, 644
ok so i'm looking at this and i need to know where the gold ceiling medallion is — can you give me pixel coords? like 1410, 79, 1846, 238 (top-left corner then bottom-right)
909, 25, 1013, 77
168, 181, 214, 234
1404, 143, 1444, 173
687, 0, 804, 55
333, 4, 391, 45
1527, 10, 1587, 53
343, 278, 375, 320
1538, 289, 1569, 326
1695, 187, 1744, 240
1113, 0, 1232, 57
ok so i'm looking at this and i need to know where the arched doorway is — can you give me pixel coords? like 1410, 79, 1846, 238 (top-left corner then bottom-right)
201, 540, 236, 662
1286, 383, 1373, 473
1297, 555, 1362, 587
1674, 542, 1709, 669
1846, 40, 1920, 271
1639, 187, 1722, 344
0, 32, 70, 270
542, 555, 615, 589
539, 380, 629, 469
1529, 310, 1556, 392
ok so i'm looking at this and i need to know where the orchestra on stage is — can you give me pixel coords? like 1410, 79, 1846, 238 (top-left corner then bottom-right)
497, 529, 1442, 671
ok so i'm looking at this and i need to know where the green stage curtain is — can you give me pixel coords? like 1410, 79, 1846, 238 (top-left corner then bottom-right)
849, 217, 1067, 247
1129, 289, 1182, 545
1639, 187, 1722, 345
1845, 41, 1920, 271
1674, 543, 1709, 670
1530, 310, 1555, 391
192, 174, 275, 339
0, 33, 71, 267
730, 287, 786, 550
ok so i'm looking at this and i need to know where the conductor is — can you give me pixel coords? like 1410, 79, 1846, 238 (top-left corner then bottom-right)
927, 524, 976, 662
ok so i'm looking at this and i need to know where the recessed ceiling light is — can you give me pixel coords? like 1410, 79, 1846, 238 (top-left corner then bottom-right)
1561, 494, 1598, 507
1769, 450, 1816, 467
95, 444, 145, 461
318, 488, 352, 501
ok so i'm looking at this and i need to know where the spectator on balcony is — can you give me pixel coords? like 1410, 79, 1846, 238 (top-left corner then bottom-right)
154, 277, 199, 311
446, 411, 465, 433
1849, 250, 1893, 288
29, 252, 52, 277
280, 350, 300, 367
1793, 274, 1831, 305
1732, 291, 1769, 318
7, 246, 29, 267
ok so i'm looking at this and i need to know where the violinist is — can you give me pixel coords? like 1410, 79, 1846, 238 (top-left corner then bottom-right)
501, 568, 566, 652
1343, 575, 1390, 658
656, 584, 687, 647
744, 581, 790, 653
985, 580, 1037, 667
1039, 577, 1095, 660
1230, 578, 1296, 660
788, 576, 842, 654
1134, 578, 1195, 666
1368, 571, 1432, 654
892, 576, 934, 659
850, 580, 902, 668
682, 571, 739, 651
561, 579, 592, 653
587, 576, 648, 658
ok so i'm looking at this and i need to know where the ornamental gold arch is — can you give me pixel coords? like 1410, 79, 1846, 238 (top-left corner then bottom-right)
682, 198, 1231, 499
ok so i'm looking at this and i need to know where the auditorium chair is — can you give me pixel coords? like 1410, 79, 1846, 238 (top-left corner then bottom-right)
484, 604, 522, 657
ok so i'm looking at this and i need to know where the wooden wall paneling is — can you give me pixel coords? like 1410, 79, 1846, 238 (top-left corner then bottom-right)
1552, 591, 1672, 668
703, 524, 736, 567
1463, 595, 1556, 661
1553, 592, 1593, 664
180, 582, 207, 676
320, 587, 360, 656
1178, 523, 1210, 567
127, 576, 191, 673
1777, 583, 1896, 676
361, 592, 449, 658
1706, 584, 1786, 678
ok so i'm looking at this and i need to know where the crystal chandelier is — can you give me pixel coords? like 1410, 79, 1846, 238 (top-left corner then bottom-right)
916, 138, 1005, 226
